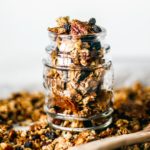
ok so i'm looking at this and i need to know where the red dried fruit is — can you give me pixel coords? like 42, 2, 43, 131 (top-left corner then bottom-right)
51, 95, 78, 113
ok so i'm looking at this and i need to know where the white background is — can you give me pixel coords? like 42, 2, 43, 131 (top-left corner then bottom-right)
0, 0, 150, 96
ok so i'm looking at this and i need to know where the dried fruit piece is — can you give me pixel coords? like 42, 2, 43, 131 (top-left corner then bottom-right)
64, 24, 71, 33
88, 18, 96, 25
90, 41, 101, 51
92, 25, 102, 33
24, 141, 33, 148
51, 95, 78, 113
45, 131, 57, 140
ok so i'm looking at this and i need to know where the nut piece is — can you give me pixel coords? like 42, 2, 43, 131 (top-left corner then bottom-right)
71, 20, 91, 36
56, 16, 70, 27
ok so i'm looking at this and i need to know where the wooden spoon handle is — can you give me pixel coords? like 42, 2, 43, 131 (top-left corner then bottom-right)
69, 131, 150, 150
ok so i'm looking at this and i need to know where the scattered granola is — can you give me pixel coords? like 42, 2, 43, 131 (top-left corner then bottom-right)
0, 82, 150, 149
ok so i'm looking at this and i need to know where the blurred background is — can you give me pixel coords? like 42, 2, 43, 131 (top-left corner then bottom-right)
0, 0, 150, 97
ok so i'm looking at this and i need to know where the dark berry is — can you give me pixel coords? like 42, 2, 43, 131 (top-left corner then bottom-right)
90, 41, 101, 50
64, 82, 67, 89
56, 47, 59, 51
32, 134, 40, 140
81, 35, 96, 42
64, 24, 71, 33
0, 136, 2, 142
31, 98, 39, 105
83, 120, 93, 127
9, 130, 17, 142
92, 25, 102, 33
106, 45, 110, 51
89, 18, 96, 25
45, 131, 57, 140
24, 141, 33, 148
15, 146, 23, 150
78, 71, 91, 83
54, 106, 61, 111
128, 92, 136, 100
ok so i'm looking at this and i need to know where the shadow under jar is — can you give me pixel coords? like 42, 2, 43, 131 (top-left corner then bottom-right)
43, 28, 114, 132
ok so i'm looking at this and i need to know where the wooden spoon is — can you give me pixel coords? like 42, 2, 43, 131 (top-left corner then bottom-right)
69, 124, 150, 150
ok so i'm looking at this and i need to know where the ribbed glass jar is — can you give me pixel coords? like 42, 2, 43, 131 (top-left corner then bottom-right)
43, 27, 114, 132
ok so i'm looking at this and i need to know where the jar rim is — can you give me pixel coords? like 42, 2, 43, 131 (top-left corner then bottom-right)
48, 26, 107, 38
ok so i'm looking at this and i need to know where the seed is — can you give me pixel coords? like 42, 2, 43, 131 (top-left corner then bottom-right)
24, 141, 33, 148
92, 25, 102, 33
45, 131, 57, 140
89, 18, 96, 25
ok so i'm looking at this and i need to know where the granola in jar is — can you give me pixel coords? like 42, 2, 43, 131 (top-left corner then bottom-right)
43, 17, 114, 131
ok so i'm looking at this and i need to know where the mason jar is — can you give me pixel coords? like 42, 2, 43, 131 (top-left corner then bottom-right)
43, 27, 114, 132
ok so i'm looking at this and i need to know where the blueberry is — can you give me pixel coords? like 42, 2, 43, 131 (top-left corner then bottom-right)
64, 24, 71, 33
32, 134, 40, 140
24, 141, 32, 148
90, 41, 101, 50
89, 18, 96, 25
92, 25, 102, 33
45, 131, 57, 140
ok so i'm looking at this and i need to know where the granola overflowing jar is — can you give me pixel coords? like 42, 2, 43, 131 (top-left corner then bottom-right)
43, 17, 114, 132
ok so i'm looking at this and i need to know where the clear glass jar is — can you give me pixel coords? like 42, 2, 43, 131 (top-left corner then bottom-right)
43, 27, 114, 132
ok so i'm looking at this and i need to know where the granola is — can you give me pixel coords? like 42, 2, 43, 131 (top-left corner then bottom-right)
0, 82, 150, 149
44, 17, 113, 130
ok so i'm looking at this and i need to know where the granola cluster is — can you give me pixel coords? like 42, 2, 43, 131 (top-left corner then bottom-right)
0, 82, 150, 150
48, 17, 102, 36
44, 17, 113, 130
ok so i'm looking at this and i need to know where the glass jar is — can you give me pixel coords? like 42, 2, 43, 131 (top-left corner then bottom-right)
43, 27, 114, 132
